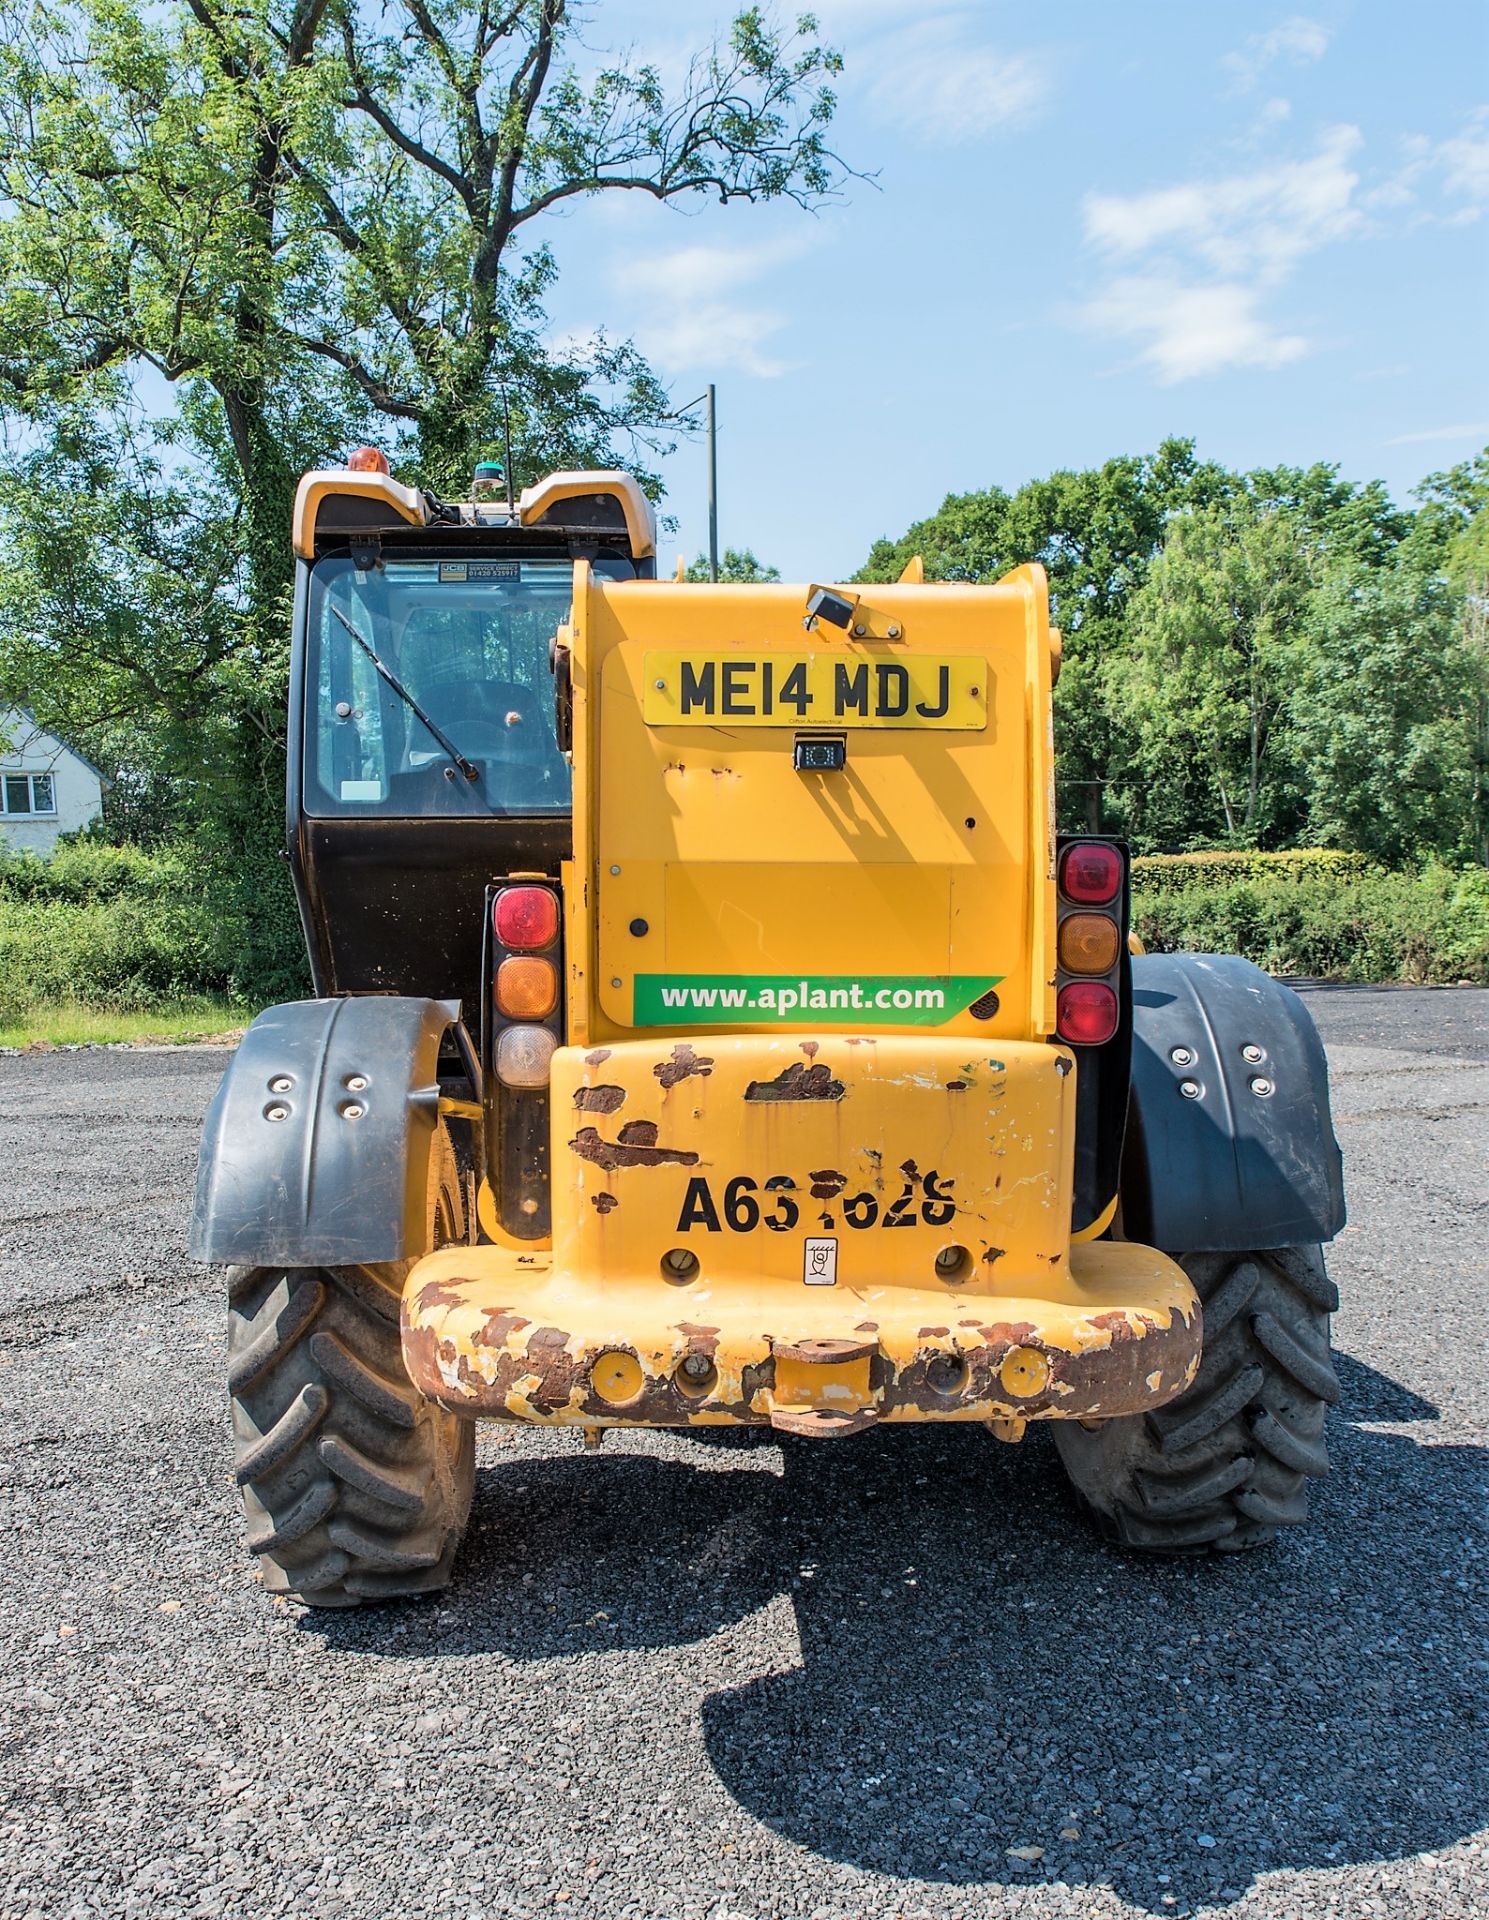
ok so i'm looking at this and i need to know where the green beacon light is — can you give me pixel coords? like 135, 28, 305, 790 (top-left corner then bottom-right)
472, 458, 506, 501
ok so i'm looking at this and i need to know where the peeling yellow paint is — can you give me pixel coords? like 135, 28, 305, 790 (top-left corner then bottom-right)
401, 1236, 1199, 1433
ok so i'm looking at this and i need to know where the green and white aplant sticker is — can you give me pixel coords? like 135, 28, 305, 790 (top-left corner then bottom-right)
633, 974, 1002, 1027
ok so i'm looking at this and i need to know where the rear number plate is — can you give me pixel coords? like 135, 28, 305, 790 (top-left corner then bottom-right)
675, 1167, 956, 1234
642, 652, 987, 729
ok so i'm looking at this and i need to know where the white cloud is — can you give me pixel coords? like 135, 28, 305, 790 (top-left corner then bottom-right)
1084, 125, 1363, 280
1224, 16, 1332, 92
817, 4, 1048, 145
1084, 277, 1307, 385
1438, 106, 1489, 200
1365, 107, 1489, 220
1385, 422, 1489, 446
1078, 128, 1363, 382
858, 17, 1048, 142
611, 235, 812, 379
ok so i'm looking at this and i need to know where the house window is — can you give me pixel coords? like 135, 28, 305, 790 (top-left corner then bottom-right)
1, 773, 57, 815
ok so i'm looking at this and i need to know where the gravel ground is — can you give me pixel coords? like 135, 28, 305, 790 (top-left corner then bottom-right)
1, 987, 1485, 1920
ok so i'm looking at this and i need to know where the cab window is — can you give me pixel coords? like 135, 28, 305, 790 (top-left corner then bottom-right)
303, 555, 627, 817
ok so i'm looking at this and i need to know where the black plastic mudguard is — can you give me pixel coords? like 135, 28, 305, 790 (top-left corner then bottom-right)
1122, 954, 1345, 1254
189, 996, 461, 1266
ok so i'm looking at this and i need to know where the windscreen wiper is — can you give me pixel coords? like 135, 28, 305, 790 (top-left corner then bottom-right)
328, 603, 481, 784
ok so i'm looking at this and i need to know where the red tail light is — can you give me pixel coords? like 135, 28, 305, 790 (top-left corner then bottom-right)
1057, 981, 1118, 1046
1060, 842, 1122, 905
494, 885, 559, 950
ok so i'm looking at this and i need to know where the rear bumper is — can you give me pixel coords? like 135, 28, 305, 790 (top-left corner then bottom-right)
401, 1239, 1200, 1433
404, 1032, 1200, 1432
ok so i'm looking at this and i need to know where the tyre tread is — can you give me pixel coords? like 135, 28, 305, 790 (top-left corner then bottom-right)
227, 1238, 472, 1609
1053, 1246, 1338, 1558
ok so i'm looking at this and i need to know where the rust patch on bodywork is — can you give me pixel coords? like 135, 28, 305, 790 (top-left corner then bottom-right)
402, 1222, 1202, 1433
770, 1404, 877, 1438
518, 1327, 581, 1413
574, 1084, 626, 1113
799, 1040, 820, 1059
655, 1043, 714, 1088
476, 1307, 531, 1348
591, 1192, 619, 1214
976, 1320, 1040, 1347
568, 1120, 700, 1172
808, 1167, 847, 1200
744, 1062, 846, 1103
1090, 1308, 1142, 1341
675, 1321, 721, 1361
585, 1049, 612, 1066
945, 1080, 968, 1092
773, 1334, 877, 1365
415, 1277, 468, 1315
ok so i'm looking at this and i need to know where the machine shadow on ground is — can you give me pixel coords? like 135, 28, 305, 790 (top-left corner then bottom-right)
311, 1353, 1485, 1913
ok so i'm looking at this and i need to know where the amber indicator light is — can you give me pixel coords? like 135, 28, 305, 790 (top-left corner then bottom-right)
1058, 911, 1121, 976
495, 955, 559, 1020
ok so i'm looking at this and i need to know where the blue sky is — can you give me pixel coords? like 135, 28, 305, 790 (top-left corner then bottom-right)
541, 0, 1489, 580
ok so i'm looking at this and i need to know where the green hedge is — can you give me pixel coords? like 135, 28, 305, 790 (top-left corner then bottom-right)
1131, 859, 1489, 983
1130, 848, 1371, 892
0, 836, 308, 1025
4, 839, 1487, 1016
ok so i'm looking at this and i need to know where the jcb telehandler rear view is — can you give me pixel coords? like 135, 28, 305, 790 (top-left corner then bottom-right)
192, 452, 1345, 1607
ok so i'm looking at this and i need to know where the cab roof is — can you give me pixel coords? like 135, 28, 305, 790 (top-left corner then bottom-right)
291, 466, 656, 562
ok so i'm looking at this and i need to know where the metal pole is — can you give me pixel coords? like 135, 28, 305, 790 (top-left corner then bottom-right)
706, 383, 718, 582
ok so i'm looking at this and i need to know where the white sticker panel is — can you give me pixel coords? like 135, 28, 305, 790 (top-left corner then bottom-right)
803, 1238, 838, 1286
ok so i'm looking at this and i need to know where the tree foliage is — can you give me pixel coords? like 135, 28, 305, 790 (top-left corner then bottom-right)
1290, 559, 1478, 865
685, 546, 780, 582
858, 441, 1488, 864
1112, 502, 1312, 845
0, 0, 849, 842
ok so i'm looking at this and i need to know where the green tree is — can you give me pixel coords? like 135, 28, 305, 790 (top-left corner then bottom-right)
855, 439, 1227, 829
1405, 447, 1489, 568
1287, 558, 1479, 865
0, 402, 248, 827
857, 447, 1424, 840
1408, 450, 1489, 862
684, 547, 780, 582
1234, 462, 1408, 568
0, 1, 850, 843
1111, 502, 1314, 847
0, 2, 848, 500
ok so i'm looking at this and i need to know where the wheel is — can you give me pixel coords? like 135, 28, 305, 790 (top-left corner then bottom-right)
225, 1133, 475, 1607
1051, 1246, 1339, 1553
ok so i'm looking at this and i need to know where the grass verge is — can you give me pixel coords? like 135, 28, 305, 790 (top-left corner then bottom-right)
0, 997, 254, 1050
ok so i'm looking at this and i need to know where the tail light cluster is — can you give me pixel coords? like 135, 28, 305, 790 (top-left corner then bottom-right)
1054, 840, 1124, 1047
491, 883, 562, 1087
487, 879, 564, 1242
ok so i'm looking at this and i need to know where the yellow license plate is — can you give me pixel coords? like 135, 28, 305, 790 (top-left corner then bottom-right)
640, 652, 988, 730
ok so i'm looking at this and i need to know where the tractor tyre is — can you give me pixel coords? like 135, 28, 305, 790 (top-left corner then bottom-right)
225, 1136, 475, 1607
1051, 1246, 1339, 1554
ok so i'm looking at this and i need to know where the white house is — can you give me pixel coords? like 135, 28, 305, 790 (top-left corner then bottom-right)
0, 708, 106, 856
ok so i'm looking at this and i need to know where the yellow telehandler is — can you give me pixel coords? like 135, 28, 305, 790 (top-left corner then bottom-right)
192, 453, 1344, 1605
